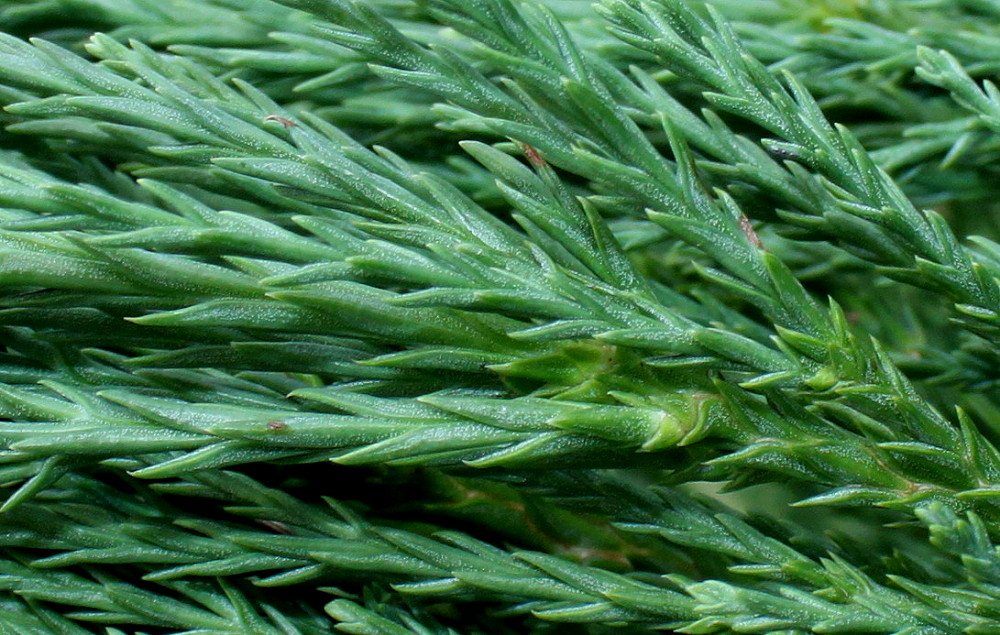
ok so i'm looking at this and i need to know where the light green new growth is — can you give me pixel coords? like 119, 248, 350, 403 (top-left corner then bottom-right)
0, 0, 996, 632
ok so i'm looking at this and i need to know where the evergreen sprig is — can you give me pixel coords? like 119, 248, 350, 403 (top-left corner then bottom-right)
0, 0, 997, 632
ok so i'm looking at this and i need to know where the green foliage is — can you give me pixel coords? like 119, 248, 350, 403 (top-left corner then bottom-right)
0, 0, 997, 631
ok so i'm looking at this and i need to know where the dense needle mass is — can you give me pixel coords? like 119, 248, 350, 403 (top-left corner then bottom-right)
0, 0, 996, 632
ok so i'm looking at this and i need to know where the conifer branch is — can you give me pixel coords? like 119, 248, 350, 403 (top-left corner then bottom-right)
0, 0, 991, 520
5, 465, 1000, 632
0, 1, 996, 631
598, 0, 1000, 341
